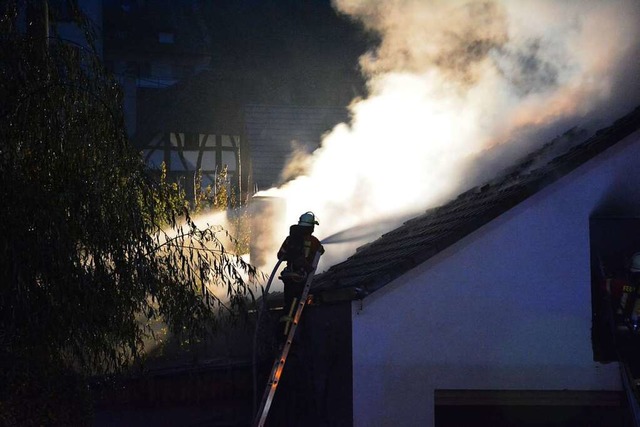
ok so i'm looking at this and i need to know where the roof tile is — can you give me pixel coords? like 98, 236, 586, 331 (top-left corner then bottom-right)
313, 106, 640, 300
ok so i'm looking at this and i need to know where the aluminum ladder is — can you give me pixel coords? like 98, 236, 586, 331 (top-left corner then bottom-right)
252, 251, 321, 427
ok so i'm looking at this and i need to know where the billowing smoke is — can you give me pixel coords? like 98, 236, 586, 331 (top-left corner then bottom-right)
255, 0, 640, 271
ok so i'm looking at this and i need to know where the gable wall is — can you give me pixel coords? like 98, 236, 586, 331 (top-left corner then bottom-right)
243, 105, 348, 190
351, 130, 640, 426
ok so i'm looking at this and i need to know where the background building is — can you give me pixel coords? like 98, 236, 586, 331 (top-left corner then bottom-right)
100, 0, 366, 201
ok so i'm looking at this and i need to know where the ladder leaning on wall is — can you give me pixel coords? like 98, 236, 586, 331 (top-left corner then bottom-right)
253, 251, 322, 427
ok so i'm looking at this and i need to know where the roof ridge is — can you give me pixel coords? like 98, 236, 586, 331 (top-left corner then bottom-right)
313, 105, 640, 299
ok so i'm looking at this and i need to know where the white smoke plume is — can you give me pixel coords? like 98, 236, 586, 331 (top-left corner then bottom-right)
256, 0, 640, 271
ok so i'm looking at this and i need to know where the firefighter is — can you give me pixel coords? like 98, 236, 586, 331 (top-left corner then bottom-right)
621, 252, 640, 331
277, 212, 325, 323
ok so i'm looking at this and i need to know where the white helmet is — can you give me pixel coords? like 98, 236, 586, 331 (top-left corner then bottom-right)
298, 211, 319, 227
631, 252, 640, 272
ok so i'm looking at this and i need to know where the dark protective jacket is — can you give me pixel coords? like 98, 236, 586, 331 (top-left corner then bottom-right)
277, 225, 325, 273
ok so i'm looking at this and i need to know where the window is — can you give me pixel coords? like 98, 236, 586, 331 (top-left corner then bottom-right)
158, 32, 175, 44
589, 218, 640, 362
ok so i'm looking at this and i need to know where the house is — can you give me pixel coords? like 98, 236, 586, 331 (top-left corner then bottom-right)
110, 0, 366, 200
103, 0, 212, 136
244, 104, 349, 192
134, 67, 354, 201
309, 106, 640, 426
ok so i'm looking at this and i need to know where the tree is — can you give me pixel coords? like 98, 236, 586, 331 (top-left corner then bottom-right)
0, 2, 257, 424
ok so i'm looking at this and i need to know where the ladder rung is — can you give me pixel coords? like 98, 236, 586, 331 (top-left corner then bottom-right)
253, 251, 322, 427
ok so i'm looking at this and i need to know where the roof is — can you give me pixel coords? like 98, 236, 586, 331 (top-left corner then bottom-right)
312, 106, 640, 301
244, 104, 349, 190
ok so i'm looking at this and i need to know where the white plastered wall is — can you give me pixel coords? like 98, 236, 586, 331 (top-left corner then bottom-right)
352, 130, 640, 427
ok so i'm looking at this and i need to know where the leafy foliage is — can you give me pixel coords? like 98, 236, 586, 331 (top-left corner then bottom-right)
0, 1, 258, 424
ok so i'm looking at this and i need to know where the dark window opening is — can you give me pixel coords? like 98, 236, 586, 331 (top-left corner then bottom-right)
589, 218, 640, 362
158, 32, 175, 44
